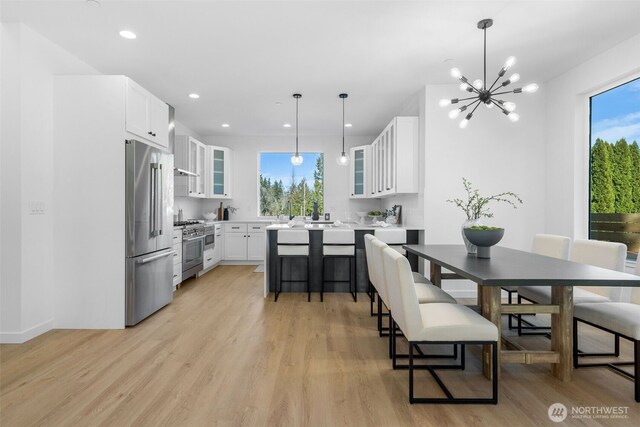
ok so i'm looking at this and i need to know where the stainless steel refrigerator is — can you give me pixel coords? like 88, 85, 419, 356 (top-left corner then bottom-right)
125, 139, 174, 326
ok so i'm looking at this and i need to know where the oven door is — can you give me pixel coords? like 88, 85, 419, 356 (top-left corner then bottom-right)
204, 232, 215, 250
182, 236, 204, 277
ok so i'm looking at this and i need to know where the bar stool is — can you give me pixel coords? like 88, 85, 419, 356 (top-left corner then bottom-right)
322, 229, 356, 302
275, 229, 310, 302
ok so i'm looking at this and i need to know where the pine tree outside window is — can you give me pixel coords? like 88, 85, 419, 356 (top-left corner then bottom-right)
589, 77, 640, 261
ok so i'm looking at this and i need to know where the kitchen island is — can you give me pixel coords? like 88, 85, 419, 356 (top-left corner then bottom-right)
263, 224, 424, 298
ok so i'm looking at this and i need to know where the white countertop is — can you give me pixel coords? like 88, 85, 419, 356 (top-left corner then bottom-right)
265, 223, 423, 230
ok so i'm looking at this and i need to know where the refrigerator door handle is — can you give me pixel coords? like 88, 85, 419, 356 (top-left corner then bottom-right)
157, 164, 163, 236
150, 163, 156, 237
137, 250, 175, 264
150, 163, 160, 237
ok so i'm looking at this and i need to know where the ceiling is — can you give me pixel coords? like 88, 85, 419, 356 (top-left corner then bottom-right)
3, 0, 640, 137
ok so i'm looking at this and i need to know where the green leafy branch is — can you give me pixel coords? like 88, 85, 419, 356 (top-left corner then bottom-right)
447, 178, 523, 220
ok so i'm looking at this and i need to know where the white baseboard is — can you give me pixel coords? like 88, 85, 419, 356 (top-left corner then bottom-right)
0, 319, 53, 344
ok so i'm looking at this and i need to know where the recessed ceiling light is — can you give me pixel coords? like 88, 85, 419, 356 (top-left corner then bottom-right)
221, 123, 230, 128
119, 30, 137, 39
345, 123, 353, 128
86, 0, 101, 7
188, 93, 200, 99
283, 123, 291, 128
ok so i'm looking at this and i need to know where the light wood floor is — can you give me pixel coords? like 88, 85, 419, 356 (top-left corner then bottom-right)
1, 266, 638, 426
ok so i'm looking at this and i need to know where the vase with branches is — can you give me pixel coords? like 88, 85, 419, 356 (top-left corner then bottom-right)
447, 178, 523, 253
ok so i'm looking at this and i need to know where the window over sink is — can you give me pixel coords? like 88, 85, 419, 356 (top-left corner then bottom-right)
258, 152, 324, 217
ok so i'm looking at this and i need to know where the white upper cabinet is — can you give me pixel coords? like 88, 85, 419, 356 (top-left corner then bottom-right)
175, 136, 206, 198
206, 146, 232, 199
175, 140, 233, 199
125, 79, 169, 149
369, 116, 419, 197
349, 145, 371, 198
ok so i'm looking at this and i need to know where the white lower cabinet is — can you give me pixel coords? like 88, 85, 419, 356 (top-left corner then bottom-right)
203, 248, 215, 270
247, 232, 265, 261
223, 222, 268, 262
224, 232, 248, 260
172, 229, 182, 289
213, 230, 224, 264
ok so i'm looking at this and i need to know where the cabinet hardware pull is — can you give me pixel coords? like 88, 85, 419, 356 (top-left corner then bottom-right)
148, 131, 153, 135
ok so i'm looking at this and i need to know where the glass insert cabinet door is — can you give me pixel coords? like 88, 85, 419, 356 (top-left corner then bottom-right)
349, 145, 369, 199
212, 148, 225, 196
207, 146, 231, 198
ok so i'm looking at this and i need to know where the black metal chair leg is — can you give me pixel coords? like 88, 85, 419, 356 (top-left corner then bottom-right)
635, 339, 639, 402
573, 317, 579, 368
507, 291, 514, 330
409, 342, 414, 403
517, 295, 523, 336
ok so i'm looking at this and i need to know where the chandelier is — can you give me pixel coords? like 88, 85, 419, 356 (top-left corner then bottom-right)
439, 19, 538, 128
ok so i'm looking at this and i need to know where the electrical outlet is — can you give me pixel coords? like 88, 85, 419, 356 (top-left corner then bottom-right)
324, 213, 330, 220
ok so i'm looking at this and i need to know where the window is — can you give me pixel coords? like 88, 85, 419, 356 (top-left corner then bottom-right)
589, 77, 640, 260
259, 153, 324, 217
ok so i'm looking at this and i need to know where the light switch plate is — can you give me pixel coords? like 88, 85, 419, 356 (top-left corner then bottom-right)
28, 201, 45, 215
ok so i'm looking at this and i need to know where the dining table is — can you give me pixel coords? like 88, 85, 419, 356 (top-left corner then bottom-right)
403, 244, 640, 381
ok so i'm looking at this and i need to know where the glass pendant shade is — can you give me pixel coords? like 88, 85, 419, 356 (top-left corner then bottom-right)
336, 152, 350, 166
291, 153, 304, 166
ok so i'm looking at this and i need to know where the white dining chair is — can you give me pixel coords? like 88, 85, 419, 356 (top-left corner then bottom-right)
382, 247, 499, 404
372, 238, 456, 359
374, 228, 430, 284
573, 259, 640, 402
364, 234, 379, 317
506, 234, 571, 331
517, 239, 627, 336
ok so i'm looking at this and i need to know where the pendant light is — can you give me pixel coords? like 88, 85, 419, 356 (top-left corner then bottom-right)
439, 19, 538, 128
336, 93, 350, 166
290, 93, 303, 166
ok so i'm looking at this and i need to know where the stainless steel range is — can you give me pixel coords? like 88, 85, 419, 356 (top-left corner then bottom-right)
179, 222, 205, 280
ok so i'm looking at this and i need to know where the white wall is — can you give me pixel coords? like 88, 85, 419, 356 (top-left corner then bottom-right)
387, 89, 426, 228
422, 84, 547, 296
53, 76, 126, 329
0, 23, 99, 342
544, 33, 640, 239
198, 135, 384, 221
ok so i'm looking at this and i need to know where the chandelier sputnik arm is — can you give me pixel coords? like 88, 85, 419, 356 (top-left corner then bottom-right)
439, 18, 538, 128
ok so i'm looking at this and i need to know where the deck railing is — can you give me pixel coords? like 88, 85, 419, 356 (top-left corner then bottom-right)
590, 213, 640, 256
